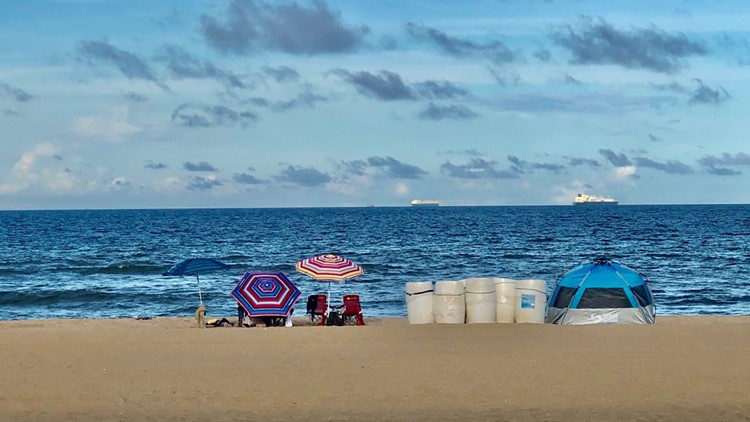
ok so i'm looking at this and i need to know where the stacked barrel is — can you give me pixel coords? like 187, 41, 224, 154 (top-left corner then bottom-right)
433, 280, 466, 324
405, 278, 547, 324
405, 281, 435, 324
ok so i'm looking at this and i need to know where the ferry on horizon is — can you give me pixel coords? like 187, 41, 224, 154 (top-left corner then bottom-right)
410, 199, 440, 207
573, 193, 618, 206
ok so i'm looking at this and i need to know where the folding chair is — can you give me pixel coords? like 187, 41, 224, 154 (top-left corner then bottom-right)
340, 294, 365, 326
306, 294, 327, 325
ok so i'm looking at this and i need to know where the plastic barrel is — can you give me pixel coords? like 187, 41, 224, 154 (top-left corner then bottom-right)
405, 281, 435, 324
514, 279, 547, 323
433, 280, 465, 324
464, 278, 496, 323
493, 278, 516, 323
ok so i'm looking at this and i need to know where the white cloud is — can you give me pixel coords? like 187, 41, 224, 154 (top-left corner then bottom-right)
394, 181, 409, 195
0, 143, 59, 194
614, 166, 636, 179
102, 176, 131, 192
156, 176, 187, 191
0, 181, 25, 195
12, 143, 57, 173
44, 170, 76, 192
327, 170, 375, 195
73, 106, 141, 141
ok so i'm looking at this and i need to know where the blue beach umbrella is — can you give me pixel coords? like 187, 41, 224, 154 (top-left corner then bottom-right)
162, 258, 229, 305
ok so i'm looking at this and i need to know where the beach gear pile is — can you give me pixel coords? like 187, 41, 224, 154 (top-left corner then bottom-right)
405, 258, 655, 325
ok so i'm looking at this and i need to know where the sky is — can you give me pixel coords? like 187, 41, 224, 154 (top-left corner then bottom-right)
1, 0, 749, 209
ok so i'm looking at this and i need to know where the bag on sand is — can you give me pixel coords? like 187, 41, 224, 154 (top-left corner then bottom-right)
326, 311, 343, 326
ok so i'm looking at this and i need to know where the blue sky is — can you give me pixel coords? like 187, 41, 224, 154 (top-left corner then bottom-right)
1, 0, 749, 209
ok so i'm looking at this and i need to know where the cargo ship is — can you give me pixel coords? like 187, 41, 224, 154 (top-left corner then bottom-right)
410, 199, 439, 207
573, 193, 618, 205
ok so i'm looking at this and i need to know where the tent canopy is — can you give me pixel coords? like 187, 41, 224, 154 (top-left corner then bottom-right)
546, 257, 655, 325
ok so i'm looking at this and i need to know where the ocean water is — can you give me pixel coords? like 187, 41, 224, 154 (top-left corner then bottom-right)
1, 205, 749, 320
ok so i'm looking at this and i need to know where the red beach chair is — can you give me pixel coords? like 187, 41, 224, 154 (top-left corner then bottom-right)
340, 294, 365, 326
306, 294, 327, 325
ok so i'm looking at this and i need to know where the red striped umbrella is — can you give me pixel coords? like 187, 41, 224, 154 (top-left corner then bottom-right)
296, 254, 364, 318
296, 254, 364, 280
231, 272, 301, 318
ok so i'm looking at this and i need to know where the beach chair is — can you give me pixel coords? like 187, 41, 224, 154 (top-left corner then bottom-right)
306, 294, 327, 325
340, 294, 365, 326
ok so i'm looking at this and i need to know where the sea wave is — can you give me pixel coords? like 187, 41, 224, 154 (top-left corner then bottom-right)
0, 289, 121, 306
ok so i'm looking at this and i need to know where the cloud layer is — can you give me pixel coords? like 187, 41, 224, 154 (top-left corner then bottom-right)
2, 1, 748, 208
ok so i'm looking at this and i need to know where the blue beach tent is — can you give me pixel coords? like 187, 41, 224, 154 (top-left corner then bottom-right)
546, 257, 655, 325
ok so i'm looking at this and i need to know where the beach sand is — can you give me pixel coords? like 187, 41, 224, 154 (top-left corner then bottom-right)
1, 316, 749, 421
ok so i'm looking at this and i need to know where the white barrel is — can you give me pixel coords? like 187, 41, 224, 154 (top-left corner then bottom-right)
464, 278, 496, 323
433, 280, 465, 324
405, 281, 434, 324
493, 278, 516, 323
515, 279, 547, 323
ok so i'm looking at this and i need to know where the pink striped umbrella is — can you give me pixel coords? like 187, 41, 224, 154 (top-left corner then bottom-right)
296, 254, 364, 316
231, 272, 301, 318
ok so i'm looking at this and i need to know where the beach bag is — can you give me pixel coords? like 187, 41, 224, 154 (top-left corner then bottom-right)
326, 311, 343, 326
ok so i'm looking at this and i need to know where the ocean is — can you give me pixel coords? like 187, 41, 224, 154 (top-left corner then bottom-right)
1, 205, 749, 320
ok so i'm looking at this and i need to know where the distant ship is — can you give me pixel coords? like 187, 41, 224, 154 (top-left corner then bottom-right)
410, 199, 440, 207
573, 193, 618, 205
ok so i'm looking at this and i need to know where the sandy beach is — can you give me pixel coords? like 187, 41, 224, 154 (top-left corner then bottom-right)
1, 316, 749, 421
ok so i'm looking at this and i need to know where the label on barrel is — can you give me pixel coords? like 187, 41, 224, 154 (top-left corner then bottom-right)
521, 294, 536, 309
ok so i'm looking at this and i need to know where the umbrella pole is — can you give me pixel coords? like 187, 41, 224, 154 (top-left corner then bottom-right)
197, 274, 204, 305
326, 280, 332, 317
